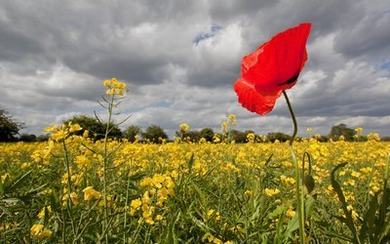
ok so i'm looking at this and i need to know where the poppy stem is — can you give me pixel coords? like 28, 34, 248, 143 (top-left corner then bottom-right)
283, 90, 305, 244
282, 91, 297, 146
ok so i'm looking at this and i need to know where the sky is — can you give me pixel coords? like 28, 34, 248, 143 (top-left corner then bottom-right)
1, 0, 390, 137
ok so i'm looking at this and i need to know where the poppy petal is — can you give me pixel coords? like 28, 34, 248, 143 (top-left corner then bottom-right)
233, 78, 281, 115
242, 23, 311, 95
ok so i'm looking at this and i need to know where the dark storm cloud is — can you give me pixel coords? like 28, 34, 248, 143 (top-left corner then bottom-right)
334, 10, 390, 59
0, 24, 43, 61
0, 0, 204, 85
208, 0, 277, 22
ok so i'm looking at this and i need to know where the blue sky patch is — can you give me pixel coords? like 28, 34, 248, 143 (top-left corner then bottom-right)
193, 24, 223, 45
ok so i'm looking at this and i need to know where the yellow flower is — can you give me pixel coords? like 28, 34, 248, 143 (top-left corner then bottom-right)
227, 114, 236, 124
75, 155, 90, 168
30, 224, 52, 239
69, 123, 82, 133
37, 206, 52, 219
70, 192, 78, 205
354, 127, 363, 135
130, 198, 142, 216
103, 79, 112, 87
44, 125, 57, 133
51, 129, 69, 142
280, 175, 296, 186
213, 134, 221, 143
367, 132, 380, 141
264, 188, 280, 197
179, 123, 191, 133
30, 224, 44, 236
155, 214, 163, 221
286, 208, 296, 218
104, 78, 127, 96
207, 209, 221, 221
106, 89, 115, 96
246, 133, 256, 143
82, 186, 101, 201
244, 190, 253, 198
221, 121, 229, 133
202, 233, 223, 244
116, 82, 126, 90
40, 229, 53, 238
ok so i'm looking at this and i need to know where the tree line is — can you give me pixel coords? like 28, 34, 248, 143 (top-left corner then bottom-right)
1, 110, 389, 143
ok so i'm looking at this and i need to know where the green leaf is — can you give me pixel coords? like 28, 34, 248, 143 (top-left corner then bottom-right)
285, 214, 299, 241
128, 172, 147, 181
375, 178, 390, 243
0, 181, 4, 195
164, 211, 181, 244
359, 194, 378, 242
330, 163, 360, 243
188, 153, 195, 174
5, 170, 32, 192
305, 195, 315, 218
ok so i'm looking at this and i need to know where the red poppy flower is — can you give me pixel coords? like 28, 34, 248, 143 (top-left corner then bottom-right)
234, 23, 311, 115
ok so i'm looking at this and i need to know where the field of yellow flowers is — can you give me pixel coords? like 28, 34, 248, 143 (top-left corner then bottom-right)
1, 135, 389, 243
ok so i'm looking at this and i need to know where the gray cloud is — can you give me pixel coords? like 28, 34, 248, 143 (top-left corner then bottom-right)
0, 0, 389, 137
334, 10, 390, 60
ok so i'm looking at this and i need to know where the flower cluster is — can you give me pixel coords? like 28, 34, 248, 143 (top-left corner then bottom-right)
130, 172, 176, 224
30, 224, 52, 239
44, 123, 82, 142
83, 186, 102, 201
179, 123, 191, 133
103, 77, 127, 96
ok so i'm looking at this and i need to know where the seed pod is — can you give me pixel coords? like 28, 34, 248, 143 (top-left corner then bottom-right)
304, 175, 315, 194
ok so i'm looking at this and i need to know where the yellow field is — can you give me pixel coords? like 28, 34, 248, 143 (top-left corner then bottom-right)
1, 135, 389, 243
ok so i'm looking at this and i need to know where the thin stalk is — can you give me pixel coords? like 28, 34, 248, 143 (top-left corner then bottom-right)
62, 141, 77, 240
102, 95, 114, 243
283, 91, 305, 244
283, 91, 297, 146
123, 172, 131, 243
74, 199, 100, 241
62, 208, 66, 243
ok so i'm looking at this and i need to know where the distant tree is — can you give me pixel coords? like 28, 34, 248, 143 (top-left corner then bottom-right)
0, 109, 23, 142
142, 125, 168, 143
316, 135, 329, 142
19, 134, 37, 142
267, 132, 291, 142
199, 128, 214, 142
230, 130, 247, 143
63, 115, 122, 140
356, 135, 368, 142
185, 130, 201, 142
124, 125, 142, 142
381, 136, 390, 142
329, 123, 355, 141
37, 134, 50, 142
244, 130, 255, 135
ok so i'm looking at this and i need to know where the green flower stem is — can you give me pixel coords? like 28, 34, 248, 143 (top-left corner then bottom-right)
62, 141, 77, 240
283, 90, 305, 244
123, 171, 131, 243
103, 94, 114, 244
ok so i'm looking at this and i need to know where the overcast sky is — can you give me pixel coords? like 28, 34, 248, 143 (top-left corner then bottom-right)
1, 0, 390, 137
